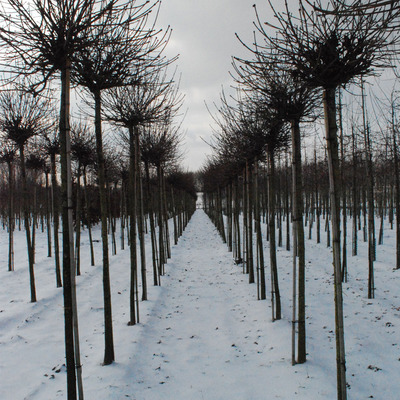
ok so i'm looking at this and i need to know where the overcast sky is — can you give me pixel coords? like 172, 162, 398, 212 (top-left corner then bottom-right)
157, 0, 270, 172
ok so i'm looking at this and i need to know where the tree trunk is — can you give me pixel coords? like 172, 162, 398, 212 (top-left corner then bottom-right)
45, 171, 52, 258
50, 152, 62, 287
285, 153, 291, 251
227, 183, 233, 252
338, 90, 347, 282
157, 164, 165, 275
8, 161, 14, 272
75, 164, 82, 276
243, 168, 248, 275
145, 161, 160, 286
134, 126, 147, 301
291, 119, 306, 364
247, 161, 255, 284
162, 169, 171, 260
352, 125, 358, 256
128, 125, 139, 325
254, 162, 266, 300
19, 145, 36, 302
392, 102, 400, 269
361, 82, 375, 298
171, 187, 178, 246
83, 168, 95, 266
94, 90, 114, 365
268, 151, 281, 320
60, 59, 77, 400
31, 185, 36, 265
323, 88, 347, 400
233, 176, 241, 262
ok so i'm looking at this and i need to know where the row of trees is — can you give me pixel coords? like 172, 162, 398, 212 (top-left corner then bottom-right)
0, 0, 196, 399
0, 121, 196, 282
201, 1, 400, 400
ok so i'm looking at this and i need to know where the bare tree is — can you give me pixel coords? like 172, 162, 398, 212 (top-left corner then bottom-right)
0, 88, 53, 303
103, 66, 183, 318
0, 141, 16, 272
72, 1, 166, 363
0, 0, 129, 394
233, 43, 319, 362
259, 1, 398, 398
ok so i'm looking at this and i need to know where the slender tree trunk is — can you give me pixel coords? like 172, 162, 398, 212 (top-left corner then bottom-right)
120, 183, 126, 251
352, 125, 358, 256
227, 183, 233, 252
391, 101, 400, 269
323, 88, 347, 400
94, 90, 114, 365
339, 90, 347, 282
291, 119, 306, 364
243, 168, 248, 275
361, 82, 375, 299
8, 161, 14, 272
134, 126, 147, 301
285, 154, 291, 251
233, 177, 241, 262
60, 59, 77, 400
157, 164, 165, 275
45, 171, 52, 258
31, 185, 36, 264
128, 126, 139, 325
268, 151, 281, 320
51, 153, 62, 286
19, 145, 36, 302
217, 187, 226, 242
108, 183, 117, 256
75, 164, 82, 276
83, 169, 95, 266
162, 169, 171, 260
247, 161, 255, 284
171, 187, 178, 246
254, 162, 266, 300
145, 162, 160, 286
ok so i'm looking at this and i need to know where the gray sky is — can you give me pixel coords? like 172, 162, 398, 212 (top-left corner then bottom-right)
157, 0, 269, 172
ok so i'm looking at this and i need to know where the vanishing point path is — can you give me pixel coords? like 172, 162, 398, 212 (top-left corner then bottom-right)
125, 209, 293, 400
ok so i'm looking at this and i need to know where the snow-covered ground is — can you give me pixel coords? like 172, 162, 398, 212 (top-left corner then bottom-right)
0, 210, 399, 399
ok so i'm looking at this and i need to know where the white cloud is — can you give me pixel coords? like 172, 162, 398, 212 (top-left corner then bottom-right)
157, 0, 271, 170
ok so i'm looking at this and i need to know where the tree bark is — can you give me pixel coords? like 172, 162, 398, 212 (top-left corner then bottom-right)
145, 161, 160, 286
291, 119, 306, 364
7, 161, 14, 272
45, 170, 52, 258
75, 164, 82, 276
247, 161, 254, 284
254, 162, 266, 300
83, 168, 95, 266
338, 91, 347, 282
134, 126, 147, 301
393, 105, 400, 269
128, 125, 139, 325
60, 59, 77, 400
268, 151, 281, 319
50, 152, 62, 287
323, 88, 347, 400
19, 145, 36, 302
94, 89, 114, 365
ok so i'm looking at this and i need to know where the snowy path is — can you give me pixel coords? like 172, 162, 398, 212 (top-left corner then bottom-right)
1, 209, 399, 399
127, 209, 274, 399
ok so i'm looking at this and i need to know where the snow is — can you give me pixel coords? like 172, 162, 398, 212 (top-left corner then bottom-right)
0, 210, 399, 399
